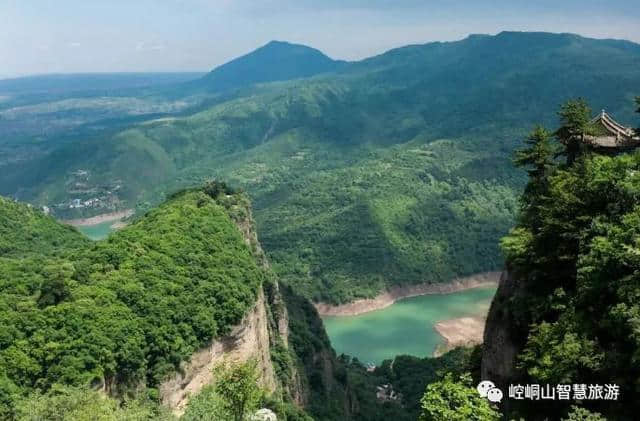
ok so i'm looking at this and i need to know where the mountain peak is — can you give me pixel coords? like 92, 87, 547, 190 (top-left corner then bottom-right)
195, 40, 344, 93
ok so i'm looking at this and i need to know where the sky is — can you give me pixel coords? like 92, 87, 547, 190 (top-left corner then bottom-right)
1, 0, 640, 78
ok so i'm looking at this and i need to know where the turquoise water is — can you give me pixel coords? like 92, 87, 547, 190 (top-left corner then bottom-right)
322, 287, 496, 364
76, 221, 116, 241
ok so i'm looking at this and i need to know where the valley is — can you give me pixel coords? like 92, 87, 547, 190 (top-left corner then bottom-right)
2, 27, 640, 420
4, 32, 640, 307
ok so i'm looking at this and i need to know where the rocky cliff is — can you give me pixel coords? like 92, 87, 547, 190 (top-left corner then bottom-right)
481, 271, 520, 385
160, 287, 278, 414
160, 190, 345, 418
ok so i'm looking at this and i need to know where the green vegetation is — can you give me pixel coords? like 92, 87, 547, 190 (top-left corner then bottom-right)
3, 32, 640, 304
0, 197, 89, 257
0, 185, 266, 417
210, 360, 263, 421
183, 360, 264, 421
563, 406, 607, 421
14, 385, 173, 421
493, 98, 640, 419
419, 373, 500, 421
341, 347, 482, 421
279, 283, 352, 420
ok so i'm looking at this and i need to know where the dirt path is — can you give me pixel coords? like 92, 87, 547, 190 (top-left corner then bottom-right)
314, 272, 500, 317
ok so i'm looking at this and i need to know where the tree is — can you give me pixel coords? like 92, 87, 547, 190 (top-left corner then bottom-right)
14, 385, 174, 421
419, 373, 500, 421
555, 99, 593, 165
182, 385, 228, 421
212, 359, 263, 421
37, 262, 74, 307
514, 126, 556, 231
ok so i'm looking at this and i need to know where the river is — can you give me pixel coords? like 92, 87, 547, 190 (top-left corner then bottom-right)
322, 286, 496, 364
76, 221, 116, 240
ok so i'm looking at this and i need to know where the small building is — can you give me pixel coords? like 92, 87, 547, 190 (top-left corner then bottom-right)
585, 110, 640, 152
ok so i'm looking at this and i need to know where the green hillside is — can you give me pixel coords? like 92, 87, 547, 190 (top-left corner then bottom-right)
0, 197, 89, 258
2, 32, 640, 303
0, 186, 267, 417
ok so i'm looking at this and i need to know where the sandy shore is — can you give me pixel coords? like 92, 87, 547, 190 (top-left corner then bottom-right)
63, 209, 134, 227
109, 221, 129, 229
315, 272, 500, 316
433, 315, 487, 356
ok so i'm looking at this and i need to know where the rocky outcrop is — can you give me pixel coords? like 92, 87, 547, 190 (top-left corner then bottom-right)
160, 287, 277, 415
481, 270, 524, 396
160, 196, 294, 415
159, 194, 343, 418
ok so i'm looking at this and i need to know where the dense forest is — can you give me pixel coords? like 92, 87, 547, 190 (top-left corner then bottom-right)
0, 185, 269, 417
479, 97, 640, 420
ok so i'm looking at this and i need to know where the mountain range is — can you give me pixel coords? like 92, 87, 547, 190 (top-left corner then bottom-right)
1, 31, 640, 303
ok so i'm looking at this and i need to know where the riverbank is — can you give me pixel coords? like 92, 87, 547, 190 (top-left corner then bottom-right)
63, 209, 134, 227
314, 272, 500, 316
433, 315, 487, 357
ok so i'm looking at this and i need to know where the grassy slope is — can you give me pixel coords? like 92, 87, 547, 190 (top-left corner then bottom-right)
2, 32, 640, 303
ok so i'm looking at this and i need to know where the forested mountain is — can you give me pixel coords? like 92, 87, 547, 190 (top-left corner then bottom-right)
0, 185, 492, 421
191, 40, 346, 93
0, 186, 263, 415
0, 184, 362, 420
2, 32, 640, 303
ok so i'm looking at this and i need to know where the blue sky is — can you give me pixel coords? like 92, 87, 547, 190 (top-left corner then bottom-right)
1, 0, 639, 78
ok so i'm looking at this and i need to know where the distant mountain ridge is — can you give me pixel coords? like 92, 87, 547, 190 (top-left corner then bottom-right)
192, 40, 347, 92
2, 31, 640, 304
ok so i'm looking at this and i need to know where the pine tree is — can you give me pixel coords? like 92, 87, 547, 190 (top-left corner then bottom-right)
514, 126, 556, 232
555, 99, 593, 165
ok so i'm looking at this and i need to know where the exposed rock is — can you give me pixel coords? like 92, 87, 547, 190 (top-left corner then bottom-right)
481, 270, 526, 415
434, 315, 487, 356
160, 288, 277, 415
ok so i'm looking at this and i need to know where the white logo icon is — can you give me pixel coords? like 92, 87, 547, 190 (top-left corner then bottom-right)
477, 380, 503, 403
487, 387, 503, 403
477, 380, 496, 398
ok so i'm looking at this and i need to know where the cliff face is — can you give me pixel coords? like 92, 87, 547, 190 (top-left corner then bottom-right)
160, 286, 288, 415
481, 271, 520, 387
160, 287, 277, 413
160, 192, 337, 416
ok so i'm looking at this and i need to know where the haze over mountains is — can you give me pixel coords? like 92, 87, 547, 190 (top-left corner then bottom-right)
2, 31, 640, 303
